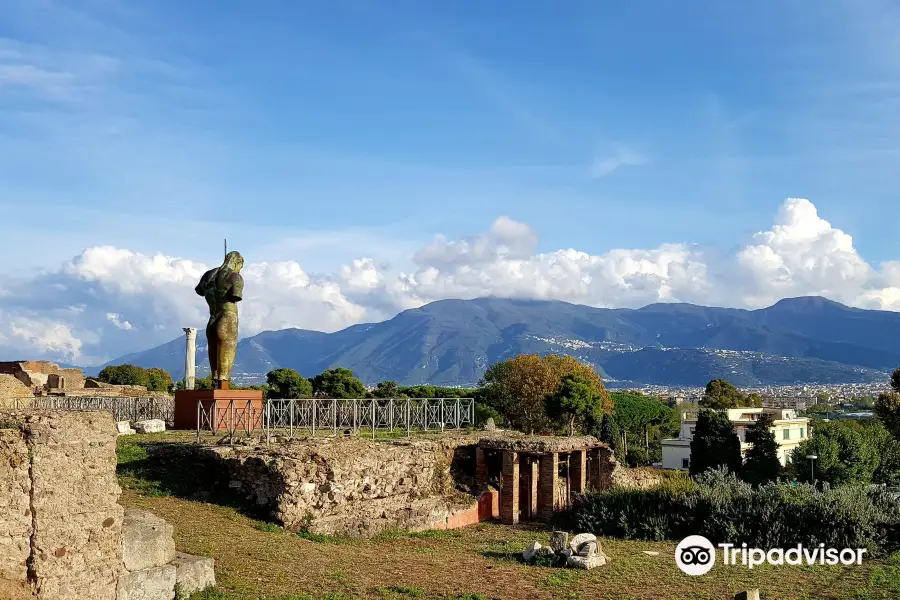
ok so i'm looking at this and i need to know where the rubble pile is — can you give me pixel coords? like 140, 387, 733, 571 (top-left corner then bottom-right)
522, 531, 609, 570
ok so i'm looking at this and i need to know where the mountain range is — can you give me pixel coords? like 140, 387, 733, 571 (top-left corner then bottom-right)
91, 296, 900, 387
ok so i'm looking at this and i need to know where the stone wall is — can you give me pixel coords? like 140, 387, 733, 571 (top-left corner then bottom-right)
201, 436, 482, 537
0, 411, 123, 600
0, 362, 84, 391
0, 428, 31, 593
611, 465, 671, 490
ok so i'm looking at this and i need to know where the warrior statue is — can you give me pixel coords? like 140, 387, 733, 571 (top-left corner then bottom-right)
195, 251, 244, 389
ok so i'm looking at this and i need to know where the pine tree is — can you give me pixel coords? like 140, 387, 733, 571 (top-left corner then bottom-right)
595, 412, 624, 458
689, 409, 742, 477
742, 413, 781, 485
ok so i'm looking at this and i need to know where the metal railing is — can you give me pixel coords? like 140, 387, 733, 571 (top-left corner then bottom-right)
196, 397, 475, 440
21, 396, 175, 426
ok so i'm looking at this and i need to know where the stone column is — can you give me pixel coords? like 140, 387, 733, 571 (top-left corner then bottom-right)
500, 450, 520, 525
475, 446, 488, 489
571, 448, 587, 496
527, 457, 539, 519
183, 328, 197, 390
538, 452, 559, 521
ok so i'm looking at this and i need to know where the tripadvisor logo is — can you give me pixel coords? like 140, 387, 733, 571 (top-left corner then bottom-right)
675, 536, 868, 576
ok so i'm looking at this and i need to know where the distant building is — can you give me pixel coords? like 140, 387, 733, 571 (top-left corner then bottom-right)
661, 407, 810, 471
760, 396, 814, 411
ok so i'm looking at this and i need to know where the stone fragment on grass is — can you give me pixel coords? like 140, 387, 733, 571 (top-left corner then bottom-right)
577, 541, 597, 557
133, 419, 165, 434
523, 541, 542, 562
550, 531, 569, 552
569, 532, 597, 553
116, 421, 135, 435
566, 554, 607, 570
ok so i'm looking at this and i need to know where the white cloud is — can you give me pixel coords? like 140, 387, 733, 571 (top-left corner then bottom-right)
106, 312, 133, 330
590, 145, 647, 178
736, 198, 874, 306
3, 197, 900, 364
2, 314, 83, 359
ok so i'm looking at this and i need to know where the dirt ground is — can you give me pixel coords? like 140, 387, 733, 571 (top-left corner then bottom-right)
121, 490, 895, 600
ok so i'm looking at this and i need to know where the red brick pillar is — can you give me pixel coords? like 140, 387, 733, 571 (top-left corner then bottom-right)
571, 448, 587, 497
538, 452, 558, 521
588, 448, 599, 491
526, 457, 539, 518
501, 450, 520, 525
475, 446, 488, 489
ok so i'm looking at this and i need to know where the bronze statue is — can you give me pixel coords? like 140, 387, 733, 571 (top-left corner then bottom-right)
195, 251, 244, 389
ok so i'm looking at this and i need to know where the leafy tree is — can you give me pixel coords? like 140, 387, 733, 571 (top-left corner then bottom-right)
594, 412, 624, 458
311, 368, 366, 399
145, 367, 174, 393
742, 413, 781, 485
892, 367, 900, 394
479, 354, 611, 434
373, 380, 399, 398
790, 421, 879, 486
865, 423, 900, 486
747, 392, 763, 408
611, 391, 676, 461
474, 403, 503, 428
97, 364, 151, 388
625, 447, 650, 468
689, 409, 742, 477
545, 372, 605, 436
176, 374, 214, 391
398, 385, 477, 398
266, 368, 313, 399
700, 379, 749, 409
875, 391, 900, 440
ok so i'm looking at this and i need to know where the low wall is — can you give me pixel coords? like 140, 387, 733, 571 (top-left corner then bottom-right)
0, 411, 123, 600
199, 436, 483, 537
611, 465, 670, 489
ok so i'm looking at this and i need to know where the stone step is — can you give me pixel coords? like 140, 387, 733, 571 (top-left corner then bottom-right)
172, 553, 215, 597
117, 564, 175, 600
122, 510, 175, 572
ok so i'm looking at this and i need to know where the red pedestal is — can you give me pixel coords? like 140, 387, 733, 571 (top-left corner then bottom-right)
173, 389, 265, 431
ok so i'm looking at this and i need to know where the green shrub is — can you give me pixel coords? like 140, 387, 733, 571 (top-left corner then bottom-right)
564, 467, 900, 556
474, 403, 504, 428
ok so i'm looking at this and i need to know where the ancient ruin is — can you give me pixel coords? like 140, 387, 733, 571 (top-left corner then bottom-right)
0, 361, 84, 394
147, 430, 654, 539
475, 434, 616, 524
0, 410, 214, 600
182, 327, 197, 390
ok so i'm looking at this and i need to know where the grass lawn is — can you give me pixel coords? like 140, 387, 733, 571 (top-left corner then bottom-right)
116, 435, 900, 600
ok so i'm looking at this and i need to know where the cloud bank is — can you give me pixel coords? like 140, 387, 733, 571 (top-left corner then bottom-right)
2, 198, 899, 365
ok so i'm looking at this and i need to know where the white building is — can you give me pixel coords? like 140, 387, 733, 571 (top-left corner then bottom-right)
661, 408, 810, 471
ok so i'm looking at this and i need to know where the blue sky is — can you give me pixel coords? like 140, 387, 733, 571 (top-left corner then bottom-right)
1, 0, 900, 363
2, 0, 899, 271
